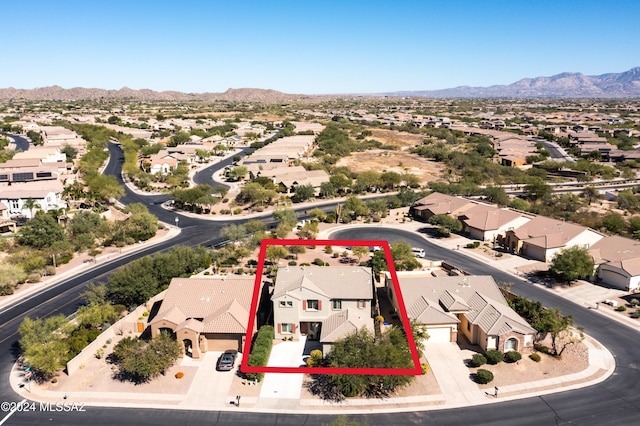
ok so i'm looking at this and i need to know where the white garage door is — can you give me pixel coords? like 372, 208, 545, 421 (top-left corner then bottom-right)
425, 327, 451, 343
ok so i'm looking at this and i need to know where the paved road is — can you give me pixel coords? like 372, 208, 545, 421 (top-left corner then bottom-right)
3, 149, 640, 423
7, 133, 30, 152
330, 227, 640, 425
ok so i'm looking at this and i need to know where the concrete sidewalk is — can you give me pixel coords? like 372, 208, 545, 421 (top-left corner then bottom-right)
6, 219, 623, 416
0, 224, 181, 313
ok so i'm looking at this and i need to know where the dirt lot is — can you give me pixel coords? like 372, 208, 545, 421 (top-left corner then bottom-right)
335, 128, 444, 185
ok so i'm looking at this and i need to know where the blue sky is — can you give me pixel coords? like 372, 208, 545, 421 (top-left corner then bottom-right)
3, 1, 639, 94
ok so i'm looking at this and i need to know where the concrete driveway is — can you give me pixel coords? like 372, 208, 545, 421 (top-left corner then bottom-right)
424, 342, 486, 406
257, 337, 307, 407
180, 351, 239, 408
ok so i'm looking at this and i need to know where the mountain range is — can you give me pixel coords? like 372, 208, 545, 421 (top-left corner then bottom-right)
389, 67, 640, 99
1, 68, 639, 101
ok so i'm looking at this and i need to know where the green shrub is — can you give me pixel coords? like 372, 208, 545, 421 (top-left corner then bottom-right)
475, 368, 494, 384
631, 309, 640, 319
630, 298, 639, 307
469, 354, 487, 367
288, 261, 297, 266
616, 305, 627, 312
245, 325, 275, 382
504, 351, 522, 363
534, 343, 550, 354
485, 350, 503, 365
312, 258, 325, 266
529, 353, 541, 362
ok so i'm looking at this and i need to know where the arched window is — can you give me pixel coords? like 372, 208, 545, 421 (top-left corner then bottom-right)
505, 337, 518, 352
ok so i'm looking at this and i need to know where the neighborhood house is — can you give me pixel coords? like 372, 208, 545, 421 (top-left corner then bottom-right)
385, 272, 536, 353
149, 276, 257, 358
271, 266, 375, 353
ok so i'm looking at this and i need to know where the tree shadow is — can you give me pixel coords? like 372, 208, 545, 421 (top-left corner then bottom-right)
304, 374, 345, 403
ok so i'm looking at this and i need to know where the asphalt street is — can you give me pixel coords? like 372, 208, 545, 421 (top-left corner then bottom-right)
2, 148, 640, 424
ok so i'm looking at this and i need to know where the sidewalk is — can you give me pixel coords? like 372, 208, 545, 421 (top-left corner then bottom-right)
0, 224, 181, 313
5, 218, 623, 416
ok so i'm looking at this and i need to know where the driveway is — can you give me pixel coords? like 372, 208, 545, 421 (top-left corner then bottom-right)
257, 337, 307, 407
424, 342, 487, 406
180, 351, 238, 409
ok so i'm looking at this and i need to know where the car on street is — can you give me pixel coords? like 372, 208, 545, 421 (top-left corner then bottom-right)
216, 350, 238, 371
411, 247, 425, 258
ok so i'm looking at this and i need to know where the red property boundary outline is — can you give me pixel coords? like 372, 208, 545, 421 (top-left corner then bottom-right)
240, 238, 422, 376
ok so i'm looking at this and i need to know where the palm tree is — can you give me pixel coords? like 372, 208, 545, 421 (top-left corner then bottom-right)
22, 198, 40, 219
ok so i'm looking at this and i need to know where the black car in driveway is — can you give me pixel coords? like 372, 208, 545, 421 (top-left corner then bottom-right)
216, 350, 238, 371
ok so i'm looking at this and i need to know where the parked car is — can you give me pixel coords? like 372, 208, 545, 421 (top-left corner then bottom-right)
411, 247, 425, 258
216, 350, 238, 371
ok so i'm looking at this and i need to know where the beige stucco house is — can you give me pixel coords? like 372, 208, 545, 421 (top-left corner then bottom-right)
410, 192, 476, 221
589, 236, 640, 291
149, 276, 256, 358
458, 204, 532, 242
271, 266, 374, 353
385, 272, 535, 353
503, 216, 604, 262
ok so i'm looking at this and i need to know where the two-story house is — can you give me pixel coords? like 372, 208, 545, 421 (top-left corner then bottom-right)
272, 266, 374, 352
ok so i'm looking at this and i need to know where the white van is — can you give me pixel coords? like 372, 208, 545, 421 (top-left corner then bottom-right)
411, 247, 425, 258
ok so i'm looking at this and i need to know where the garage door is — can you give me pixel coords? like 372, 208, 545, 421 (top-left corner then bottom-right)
425, 327, 451, 343
208, 338, 241, 352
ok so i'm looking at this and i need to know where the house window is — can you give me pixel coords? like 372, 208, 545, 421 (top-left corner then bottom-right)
306, 299, 319, 311
281, 323, 292, 334
279, 300, 293, 308
332, 300, 342, 310
357, 300, 366, 309
467, 321, 471, 332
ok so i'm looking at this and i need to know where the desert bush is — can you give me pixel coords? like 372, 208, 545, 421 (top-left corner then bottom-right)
485, 350, 503, 365
630, 298, 639, 307
504, 351, 522, 363
529, 353, 541, 362
616, 305, 627, 312
631, 309, 640, 319
245, 325, 275, 382
475, 368, 494, 384
469, 354, 487, 367
534, 343, 551, 354
288, 261, 297, 266
306, 349, 323, 367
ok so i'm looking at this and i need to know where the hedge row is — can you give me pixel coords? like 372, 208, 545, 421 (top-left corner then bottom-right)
245, 326, 275, 382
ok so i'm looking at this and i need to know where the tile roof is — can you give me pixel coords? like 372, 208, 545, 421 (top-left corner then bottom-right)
0, 180, 64, 198
466, 292, 536, 336
272, 266, 373, 300
150, 277, 256, 334
319, 308, 374, 343
510, 216, 588, 249
413, 192, 476, 216
407, 296, 459, 325
393, 273, 535, 337
589, 236, 640, 275
459, 204, 525, 231
439, 289, 471, 312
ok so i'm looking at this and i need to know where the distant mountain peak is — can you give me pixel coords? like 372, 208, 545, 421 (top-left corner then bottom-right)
388, 67, 640, 99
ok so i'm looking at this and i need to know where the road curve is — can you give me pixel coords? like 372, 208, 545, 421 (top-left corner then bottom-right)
4, 152, 640, 424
